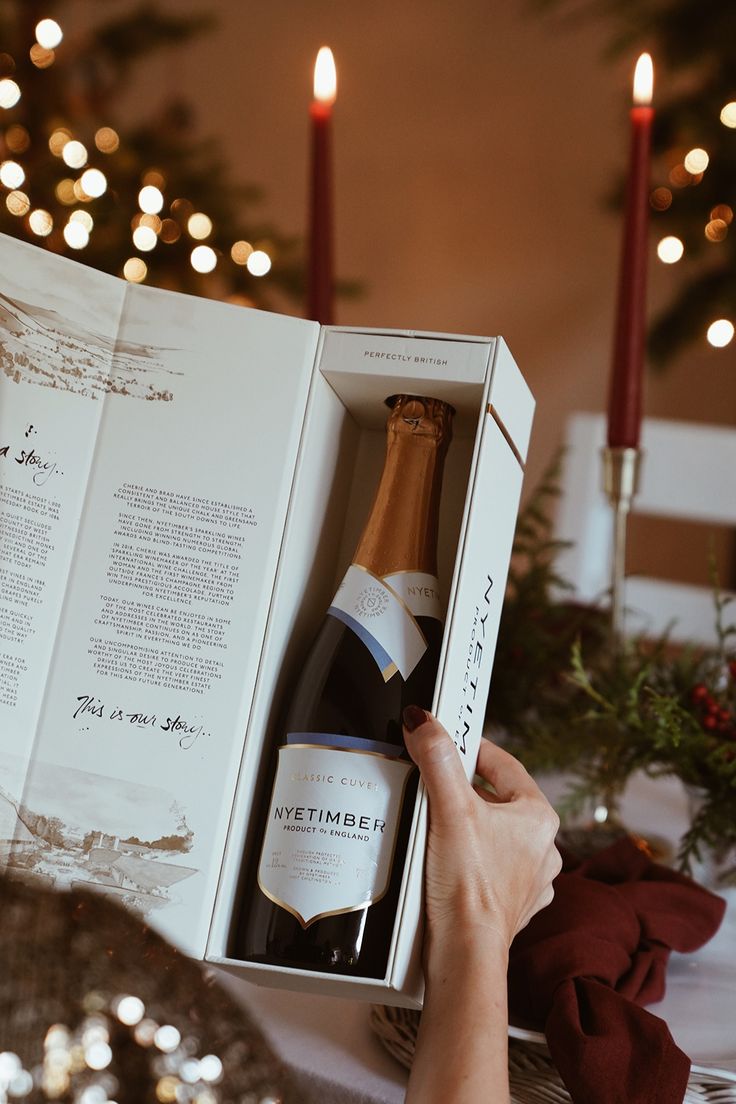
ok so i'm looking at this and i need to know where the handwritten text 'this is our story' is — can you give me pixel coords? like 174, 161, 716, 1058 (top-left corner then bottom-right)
73, 693, 208, 750
0, 423, 63, 487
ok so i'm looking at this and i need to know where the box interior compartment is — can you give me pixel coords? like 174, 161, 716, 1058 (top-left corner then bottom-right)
206, 331, 493, 996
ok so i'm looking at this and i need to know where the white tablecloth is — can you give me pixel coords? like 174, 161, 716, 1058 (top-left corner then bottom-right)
215, 969, 408, 1103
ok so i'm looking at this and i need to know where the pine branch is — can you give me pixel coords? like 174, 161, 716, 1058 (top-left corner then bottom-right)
93, 5, 216, 73
488, 456, 736, 881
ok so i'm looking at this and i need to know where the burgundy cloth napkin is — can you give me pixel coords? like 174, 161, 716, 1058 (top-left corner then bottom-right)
507, 837, 726, 1104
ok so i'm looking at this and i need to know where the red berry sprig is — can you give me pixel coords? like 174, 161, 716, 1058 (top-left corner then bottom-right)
690, 678, 736, 740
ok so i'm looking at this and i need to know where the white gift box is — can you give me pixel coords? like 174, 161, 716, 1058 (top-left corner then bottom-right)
208, 326, 534, 1006
0, 234, 533, 1008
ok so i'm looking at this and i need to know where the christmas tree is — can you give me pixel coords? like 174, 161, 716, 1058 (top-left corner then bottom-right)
0, 1, 303, 306
534, 0, 736, 364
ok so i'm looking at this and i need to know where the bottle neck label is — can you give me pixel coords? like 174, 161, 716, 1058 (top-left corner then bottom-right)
382, 570, 442, 620
328, 564, 440, 682
257, 735, 415, 928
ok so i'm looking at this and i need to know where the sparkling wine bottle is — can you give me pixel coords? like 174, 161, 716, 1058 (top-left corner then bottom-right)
234, 394, 453, 977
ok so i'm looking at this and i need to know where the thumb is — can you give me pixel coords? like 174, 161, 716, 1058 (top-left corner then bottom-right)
402, 707, 470, 829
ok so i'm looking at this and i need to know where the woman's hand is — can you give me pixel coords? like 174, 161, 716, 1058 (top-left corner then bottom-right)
403, 707, 561, 1104
402, 705, 561, 969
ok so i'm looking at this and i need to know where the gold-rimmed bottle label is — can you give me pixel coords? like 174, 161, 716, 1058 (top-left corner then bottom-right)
257, 735, 414, 929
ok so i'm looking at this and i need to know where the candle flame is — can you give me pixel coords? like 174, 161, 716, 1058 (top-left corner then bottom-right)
314, 46, 337, 105
633, 53, 653, 105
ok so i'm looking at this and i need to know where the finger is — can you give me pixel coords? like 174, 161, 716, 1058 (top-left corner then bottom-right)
475, 737, 542, 801
403, 708, 471, 829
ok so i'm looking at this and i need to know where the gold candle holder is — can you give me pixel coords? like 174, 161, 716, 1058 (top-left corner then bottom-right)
601, 446, 643, 639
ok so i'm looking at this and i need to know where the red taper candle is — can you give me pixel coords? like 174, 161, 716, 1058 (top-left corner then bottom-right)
307, 46, 336, 325
607, 53, 654, 449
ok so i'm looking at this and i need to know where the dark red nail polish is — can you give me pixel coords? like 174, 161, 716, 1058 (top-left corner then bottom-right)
403, 705, 428, 732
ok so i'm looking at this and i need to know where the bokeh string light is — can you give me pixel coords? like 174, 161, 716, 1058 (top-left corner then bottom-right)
64, 219, 89, 249
706, 319, 734, 347
247, 249, 272, 276
30, 43, 56, 69
80, 168, 107, 198
6, 123, 29, 152
651, 96, 735, 353
0, 160, 24, 188
123, 257, 148, 282
0, 77, 21, 108
720, 102, 736, 128
0, 8, 291, 303
29, 208, 53, 236
710, 203, 733, 224
139, 185, 164, 214
6, 188, 29, 216
62, 140, 88, 169
704, 218, 728, 243
683, 147, 709, 174
187, 212, 212, 240
49, 127, 71, 156
133, 224, 157, 252
160, 218, 181, 244
55, 178, 76, 205
191, 244, 217, 273
649, 186, 672, 211
656, 235, 684, 263
70, 209, 94, 232
0, 990, 280, 1103
95, 126, 120, 154
35, 18, 63, 49
231, 240, 254, 264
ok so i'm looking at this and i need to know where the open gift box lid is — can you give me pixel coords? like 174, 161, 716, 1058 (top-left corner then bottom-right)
0, 233, 533, 1003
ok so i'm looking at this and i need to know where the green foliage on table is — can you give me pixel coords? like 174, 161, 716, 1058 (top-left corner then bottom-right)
487, 459, 736, 881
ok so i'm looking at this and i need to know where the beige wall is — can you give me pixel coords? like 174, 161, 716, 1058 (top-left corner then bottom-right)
70, 0, 736, 575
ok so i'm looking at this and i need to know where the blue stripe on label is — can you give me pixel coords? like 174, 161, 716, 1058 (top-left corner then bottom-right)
286, 731, 405, 759
327, 605, 395, 673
